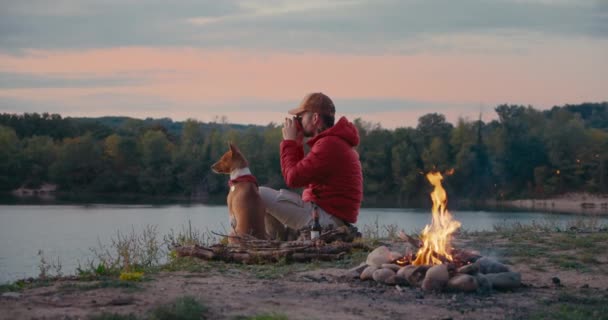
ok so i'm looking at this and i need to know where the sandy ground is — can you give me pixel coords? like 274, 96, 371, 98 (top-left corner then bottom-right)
2, 232, 608, 320
491, 193, 608, 215
1, 265, 606, 320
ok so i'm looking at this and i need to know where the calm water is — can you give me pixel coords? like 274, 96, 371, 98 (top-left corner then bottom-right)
0, 204, 605, 284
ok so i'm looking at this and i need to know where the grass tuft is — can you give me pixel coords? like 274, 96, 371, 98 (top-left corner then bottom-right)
59, 279, 141, 292
234, 314, 289, 320
88, 296, 207, 320
148, 296, 207, 320
89, 312, 138, 320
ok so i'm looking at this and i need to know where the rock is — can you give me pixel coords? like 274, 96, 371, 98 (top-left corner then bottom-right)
390, 251, 404, 260
476, 257, 509, 274
48, 296, 72, 308
372, 268, 396, 285
457, 263, 479, 275
422, 264, 449, 292
1, 292, 21, 299
360, 266, 379, 280
381, 263, 401, 272
485, 272, 521, 291
346, 262, 368, 278
394, 276, 409, 286
475, 274, 492, 294
402, 265, 430, 287
108, 296, 135, 306
366, 246, 393, 267
390, 242, 418, 257
345, 270, 361, 279
447, 274, 478, 293
395, 267, 411, 286
552, 277, 561, 286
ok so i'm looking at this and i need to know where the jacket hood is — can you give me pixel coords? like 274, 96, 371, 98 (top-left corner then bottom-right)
308, 116, 360, 147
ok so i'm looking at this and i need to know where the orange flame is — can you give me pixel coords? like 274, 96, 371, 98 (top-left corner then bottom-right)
412, 172, 461, 266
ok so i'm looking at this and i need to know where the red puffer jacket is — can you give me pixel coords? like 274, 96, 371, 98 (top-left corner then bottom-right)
280, 116, 363, 223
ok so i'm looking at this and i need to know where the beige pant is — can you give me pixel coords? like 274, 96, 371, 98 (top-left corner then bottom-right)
259, 187, 344, 239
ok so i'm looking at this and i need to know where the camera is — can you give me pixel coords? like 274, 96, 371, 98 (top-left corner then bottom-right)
293, 115, 303, 131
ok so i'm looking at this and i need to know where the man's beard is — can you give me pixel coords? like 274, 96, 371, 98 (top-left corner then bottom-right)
303, 129, 314, 138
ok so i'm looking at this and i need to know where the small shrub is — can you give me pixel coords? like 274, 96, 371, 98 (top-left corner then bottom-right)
164, 220, 215, 248
149, 296, 207, 320
89, 225, 165, 274
88, 312, 138, 320
119, 272, 144, 282
37, 250, 63, 279
236, 314, 289, 320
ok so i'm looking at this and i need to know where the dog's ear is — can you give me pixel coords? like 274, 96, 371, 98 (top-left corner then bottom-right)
229, 142, 239, 154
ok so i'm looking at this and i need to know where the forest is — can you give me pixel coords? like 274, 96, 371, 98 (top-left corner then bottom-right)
0, 102, 606, 207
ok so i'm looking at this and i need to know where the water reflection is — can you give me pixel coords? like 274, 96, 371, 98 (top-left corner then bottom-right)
0, 205, 605, 283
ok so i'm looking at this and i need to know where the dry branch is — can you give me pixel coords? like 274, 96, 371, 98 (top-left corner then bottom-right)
175, 226, 370, 264
398, 230, 421, 248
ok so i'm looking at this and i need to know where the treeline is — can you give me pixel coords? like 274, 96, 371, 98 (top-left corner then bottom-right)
0, 102, 607, 206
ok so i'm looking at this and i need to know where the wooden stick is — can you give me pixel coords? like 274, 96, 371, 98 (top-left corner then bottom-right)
398, 230, 421, 248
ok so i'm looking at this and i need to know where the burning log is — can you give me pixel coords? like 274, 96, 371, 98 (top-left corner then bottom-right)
398, 231, 421, 249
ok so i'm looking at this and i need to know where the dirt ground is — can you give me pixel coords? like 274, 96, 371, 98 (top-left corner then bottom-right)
2, 230, 608, 320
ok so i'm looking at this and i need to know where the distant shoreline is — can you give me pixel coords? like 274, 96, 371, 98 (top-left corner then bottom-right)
487, 193, 608, 216
3, 190, 608, 215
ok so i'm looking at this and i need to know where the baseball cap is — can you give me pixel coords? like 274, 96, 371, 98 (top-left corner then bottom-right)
288, 92, 336, 117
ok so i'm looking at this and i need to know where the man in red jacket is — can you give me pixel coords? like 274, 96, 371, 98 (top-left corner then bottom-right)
259, 92, 363, 240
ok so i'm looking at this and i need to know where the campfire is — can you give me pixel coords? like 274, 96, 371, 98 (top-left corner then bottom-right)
350, 171, 522, 293
397, 171, 461, 266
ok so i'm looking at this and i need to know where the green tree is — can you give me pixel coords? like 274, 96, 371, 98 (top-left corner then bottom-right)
260, 124, 284, 188
416, 113, 453, 172
390, 128, 424, 206
543, 110, 588, 193
173, 119, 206, 196
100, 134, 140, 192
20, 135, 56, 187
357, 122, 394, 205
0, 125, 22, 190
138, 130, 175, 194
49, 134, 104, 190
450, 118, 493, 199
493, 105, 547, 197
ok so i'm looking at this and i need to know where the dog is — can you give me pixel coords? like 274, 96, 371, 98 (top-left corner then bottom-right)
211, 143, 267, 241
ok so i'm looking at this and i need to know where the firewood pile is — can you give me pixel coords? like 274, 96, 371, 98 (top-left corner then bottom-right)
173, 224, 370, 264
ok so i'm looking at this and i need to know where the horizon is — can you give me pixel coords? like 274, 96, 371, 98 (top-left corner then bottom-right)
4, 100, 607, 131
1, 1, 607, 129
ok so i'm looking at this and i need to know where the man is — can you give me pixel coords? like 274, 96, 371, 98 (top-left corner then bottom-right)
259, 92, 363, 239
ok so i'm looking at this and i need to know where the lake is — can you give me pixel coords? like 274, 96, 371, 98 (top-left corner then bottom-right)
1, 204, 605, 284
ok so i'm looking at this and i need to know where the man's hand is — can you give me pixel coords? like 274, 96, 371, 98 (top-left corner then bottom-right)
282, 117, 303, 142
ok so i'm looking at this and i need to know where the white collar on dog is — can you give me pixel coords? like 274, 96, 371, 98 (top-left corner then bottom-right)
230, 167, 252, 180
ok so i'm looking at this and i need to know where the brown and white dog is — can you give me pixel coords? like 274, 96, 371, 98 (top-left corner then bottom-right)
211, 143, 267, 241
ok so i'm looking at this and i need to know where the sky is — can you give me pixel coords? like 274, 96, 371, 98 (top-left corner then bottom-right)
0, 0, 606, 129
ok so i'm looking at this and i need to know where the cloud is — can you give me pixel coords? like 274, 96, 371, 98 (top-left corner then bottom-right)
0, 72, 144, 89
0, 93, 175, 117
0, 0, 242, 53
1, 44, 606, 116
0, 0, 605, 53
0, 92, 484, 129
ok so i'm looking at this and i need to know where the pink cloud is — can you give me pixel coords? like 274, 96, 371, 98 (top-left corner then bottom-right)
1, 43, 606, 127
